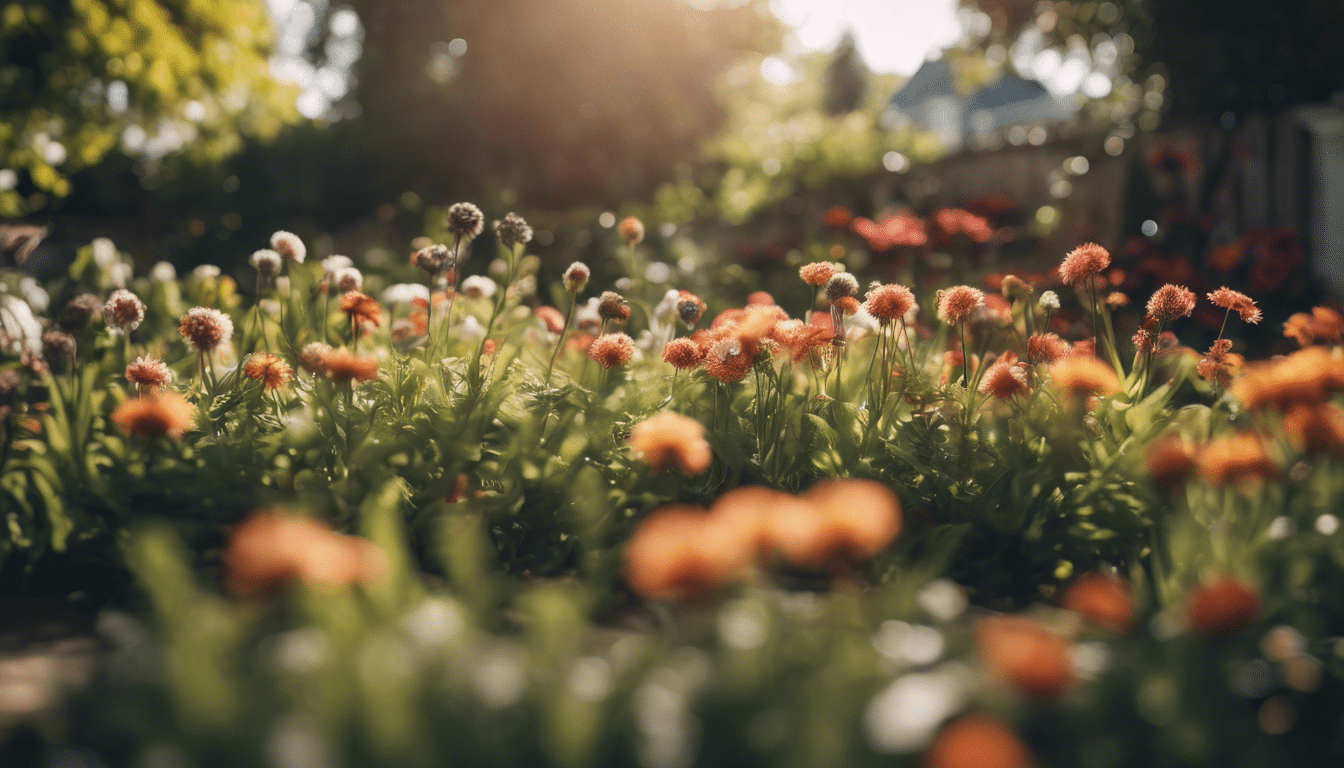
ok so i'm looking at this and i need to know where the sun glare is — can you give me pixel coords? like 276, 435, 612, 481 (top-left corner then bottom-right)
770, 0, 964, 74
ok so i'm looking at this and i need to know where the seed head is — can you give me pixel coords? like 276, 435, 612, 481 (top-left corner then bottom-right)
270, 231, 306, 263
598, 291, 631, 323
446, 202, 485, 240
494, 212, 533, 248
59, 294, 102, 332
412, 244, 453, 275
250, 248, 282, 276
103, 289, 146, 333
178, 307, 234, 352
824, 272, 859, 303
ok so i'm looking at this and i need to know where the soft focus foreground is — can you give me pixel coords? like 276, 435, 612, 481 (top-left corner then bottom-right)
0, 218, 1341, 767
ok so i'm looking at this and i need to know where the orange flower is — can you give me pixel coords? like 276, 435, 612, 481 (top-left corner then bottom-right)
937, 286, 985, 326
1229, 347, 1344, 410
924, 715, 1034, 768
622, 505, 753, 601
587, 333, 635, 369
242, 352, 293, 390
746, 290, 774, 306
340, 290, 381, 329
1207, 287, 1262, 324
1026, 334, 1070, 365
1058, 243, 1111, 287
322, 348, 379, 384
661, 338, 705, 369
979, 356, 1028, 399
1196, 339, 1243, 387
1283, 306, 1344, 347
111, 392, 195, 440
851, 211, 928, 250
1185, 575, 1260, 635
224, 512, 388, 597
535, 306, 566, 335
799, 262, 838, 286
1145, 284, 1196, 324
125, 355, 173, 394
627, 413, 712, 475
821, 204, 854, 229
675, 291, 707, 327
1282, 402, 1344, 456
976, 616, 1073, 700
703, 336, 757, 383
1144, 436, 1199, 487
800, 478, 902, 561
1060, 572, 1134, 633
1049, 357, 1121, 397
617, 216, 645, 246
1196, 433, 1279, 486
864, 284, 915, 323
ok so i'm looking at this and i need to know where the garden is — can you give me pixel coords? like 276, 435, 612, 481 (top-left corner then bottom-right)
2, 1, 1344, 767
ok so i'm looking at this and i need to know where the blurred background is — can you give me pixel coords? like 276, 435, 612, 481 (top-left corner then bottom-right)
1, 0, 1342, 304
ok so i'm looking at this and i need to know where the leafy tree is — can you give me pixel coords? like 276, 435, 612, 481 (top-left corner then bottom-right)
0, 0, 299, 217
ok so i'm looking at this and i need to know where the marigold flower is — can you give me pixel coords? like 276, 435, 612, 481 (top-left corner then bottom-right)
103, 289, 146, 332
562, 261, 590, 293
588, 332, 635, 369
178, 307, 234, 352
111, 391, 195, 440
243, 352, 293, 390
125, 355, 173, 393
446, 202, 485, 239
937, 286, 985, 326
627, 413, 712, 475
597, 291, 631, 323
618, 216, 645, 246
1144, 436, 1199, 487
825, 272, 859, 302
1283, 306, 1344, 347
59, 294, 102, 332
924, 715, 1034, 768
799, 262, 837, 286
1185, 575, 1260, 635
224, 512, 388, 597
1145, 284, 1197, 323
1207, 287, 1261, 324
250, 248, 282, 276
1059, 242, 1111, 287
864, 284, 915, 323
1196, 433, 1280, 486
1282, 402, 1344, 457
676, 291, 706, 327
1060, 572, 1134, 633
270, 231, 306, 263
322, 348, 379, 384
1049, 356, 1121, 396
340, 290, 381, 329
623, 505, 753, 600
494, 212, 533, 247
976, 615, 1073, 700
1026, 333, 1070, 365
979, 357, 1028, 399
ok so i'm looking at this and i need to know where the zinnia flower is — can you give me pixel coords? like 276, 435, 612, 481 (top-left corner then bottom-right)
178, 307, 234, 352
125, 355, 173, 393
1145, 284, 1197, 323
243, 352, 293, 390
587, 333, 635, 369
1058, 242, 1111, 286
1196, 338, 1243, 387
103, 289, 146, 332
111, 391, 195, 439
1230, 348, 1344, 410
702, 336, 756, 383
322, 348, 379, 384
297, 342, 332, 374
627, 413, 712, 475
937, 286, 985, 325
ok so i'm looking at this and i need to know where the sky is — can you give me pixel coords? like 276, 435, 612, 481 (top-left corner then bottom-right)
769, 0, 966, 75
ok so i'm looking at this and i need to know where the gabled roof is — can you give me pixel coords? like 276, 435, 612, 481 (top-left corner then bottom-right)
964, 73, 1076, 133
889, 59, 959, 112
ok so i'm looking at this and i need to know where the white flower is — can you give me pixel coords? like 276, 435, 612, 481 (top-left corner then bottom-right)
459, 315, 486, 340
460, 275, 497, 299
381, 283, 430, 305
150, 261, 177, 282
0, 294, 43, 356
321, 255, 353, 278
250, 249, 282, 276
91, 238, 118, 267
1039, 290, 1060, 311
192, 264, 222, 280
18, 277, 47, 312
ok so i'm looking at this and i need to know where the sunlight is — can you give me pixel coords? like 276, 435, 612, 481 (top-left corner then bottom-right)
770, 0, 964, 74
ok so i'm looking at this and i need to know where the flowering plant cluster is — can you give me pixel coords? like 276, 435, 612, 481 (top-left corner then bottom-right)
2, 215, 1343, 767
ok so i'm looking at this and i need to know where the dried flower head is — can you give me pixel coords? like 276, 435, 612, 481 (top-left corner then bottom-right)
494, 212, 533, 248
1283, 306, 1344, 347
976, 615, 1074, 700
178, 307, 234, 352
412, 244, 453, 275
1196, 338, 1243, 387
587, 332, 635, 369
322, 348, 379, 384
1026, 333, 1070, 365
111, 391, 195, 439
297, 342, 332, 374
1145, 284, 1197, 323
924, 715, 1034, 768
1060, 572, 1135, 633
103, 289, 146, 332
243, 352, 293, 390
676, 291, 707, 327
270, 231, 306, 263
340, 291, 381, 329
863, 284, 915, 323
562, 261, 590, 293
1185, 575, 1260, 635
628, 413, 712, 475
937, 286, 986, 326
42, 331, 76, 372
597, 291, 631, 323
446, 202, 485, 239
824, 272, 859, 302
332, 267, 363, 293
59, 293, 102, 331
799, 262, 837, 286
661, 337, 705, 369
1208, 287, 1261, 324
1197, 433, 1280, 486
125, 355, 173, 393
250, 248, 282, 276
1059, 242, 1111, 286
1038, 290, 1060, 311
979, 357, 1028, 399
618, 216, 645, 246
1050, 356, 1121, 396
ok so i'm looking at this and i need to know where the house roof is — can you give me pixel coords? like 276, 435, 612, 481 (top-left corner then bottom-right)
889, 59, 959, 112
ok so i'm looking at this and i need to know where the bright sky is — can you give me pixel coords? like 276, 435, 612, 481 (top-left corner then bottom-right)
770, 0, 965, 75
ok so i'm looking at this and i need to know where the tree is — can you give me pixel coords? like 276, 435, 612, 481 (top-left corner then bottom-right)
0, 0, 299, 218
